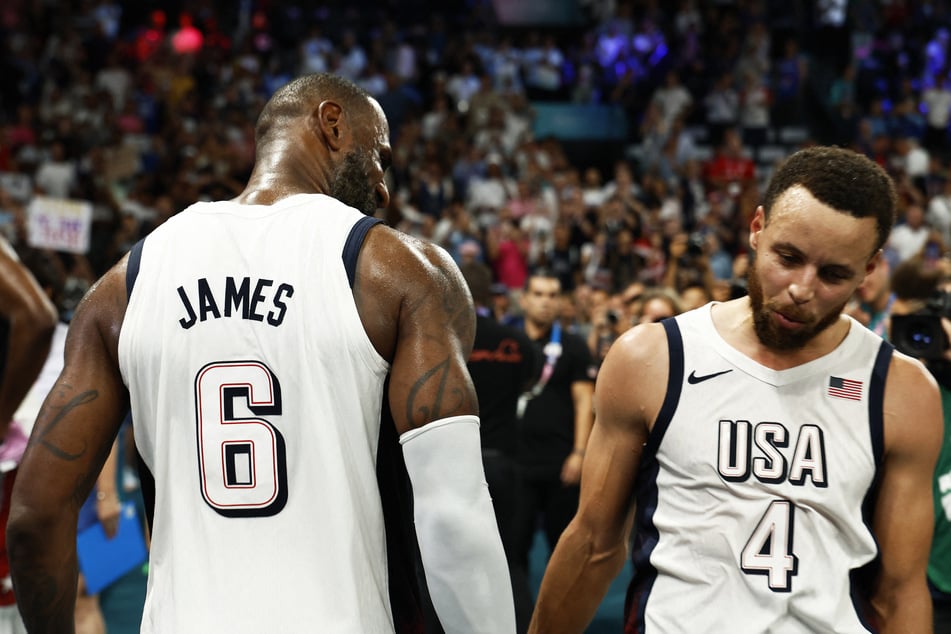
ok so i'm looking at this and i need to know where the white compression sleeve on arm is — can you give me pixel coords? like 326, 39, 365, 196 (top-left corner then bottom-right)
399, 415, 516, 634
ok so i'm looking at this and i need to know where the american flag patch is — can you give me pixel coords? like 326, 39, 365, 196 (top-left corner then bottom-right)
828, 376, 862, 401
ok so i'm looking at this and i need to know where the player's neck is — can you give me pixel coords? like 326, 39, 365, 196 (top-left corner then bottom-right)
714, 300, 851, 371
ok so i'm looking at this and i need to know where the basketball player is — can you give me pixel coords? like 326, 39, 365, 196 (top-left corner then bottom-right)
8, 74, 514, 633
528, 146, 943, 633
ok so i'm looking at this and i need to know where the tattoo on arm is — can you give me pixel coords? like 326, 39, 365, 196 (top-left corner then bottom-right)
16, 566, 76, 632
434, 265, 456, 316
27, 390, 97, 460
71, 434, 116, 507
19, 572, 57, 623
406, 357, 465, 426
434, 264, 474, 338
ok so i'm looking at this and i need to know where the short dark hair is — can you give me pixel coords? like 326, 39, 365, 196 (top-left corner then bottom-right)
255, 73, 372, 145
524, 268, 561, 292
762, 146, 897, 253
890, 256, 942, 302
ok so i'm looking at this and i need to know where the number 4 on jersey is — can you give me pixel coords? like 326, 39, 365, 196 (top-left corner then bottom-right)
195, 360, 288, 517
740, 499, 799, 592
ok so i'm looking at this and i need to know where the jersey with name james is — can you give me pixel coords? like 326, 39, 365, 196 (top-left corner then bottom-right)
118, 194, 393, 633
627, 303, 890, 633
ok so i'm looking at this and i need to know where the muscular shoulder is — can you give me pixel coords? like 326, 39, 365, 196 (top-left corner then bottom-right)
354, 225, 474, 362
67, 255, 129, 366
883, 350, 943, 460
361, 225, 463, 293
594, 322, 669, 433
607, 321, 669, 368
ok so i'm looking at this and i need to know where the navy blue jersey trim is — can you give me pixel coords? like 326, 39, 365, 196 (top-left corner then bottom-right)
867, 339, 892, 467
126, 238, 145, 300
645, 317, 684, 454
377, 377, 426, 632
625, 317, 684, 633
343, 216, 382, 289
129, 411, 155, 534
627, 453, 662, 634
848, 338, 893, 633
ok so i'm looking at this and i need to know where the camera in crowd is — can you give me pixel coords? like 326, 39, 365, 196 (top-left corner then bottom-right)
687, 232, 706, 257
891, 289, 951, 360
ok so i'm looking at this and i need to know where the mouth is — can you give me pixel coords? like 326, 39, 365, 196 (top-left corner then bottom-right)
773, 308, 807, 329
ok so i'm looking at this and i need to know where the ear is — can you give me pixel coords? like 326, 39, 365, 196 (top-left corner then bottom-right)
749, 205, 765, 250
316, 100, 344, 151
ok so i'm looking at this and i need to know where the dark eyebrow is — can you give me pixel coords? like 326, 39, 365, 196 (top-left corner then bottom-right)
771, 241, 803, 257
774, 241, 858, 279
380, 146, 392, 172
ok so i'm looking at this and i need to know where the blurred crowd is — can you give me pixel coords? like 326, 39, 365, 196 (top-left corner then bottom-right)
1, 0, 951, 358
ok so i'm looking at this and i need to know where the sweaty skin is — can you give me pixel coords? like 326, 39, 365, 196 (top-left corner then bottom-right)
528, 184, 941, 634
7, 78, 483, 631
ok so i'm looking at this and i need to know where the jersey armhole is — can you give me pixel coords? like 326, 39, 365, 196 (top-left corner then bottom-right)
342, 216, 383, 289
126, 238, 145, 300
867, 339, 893, 467
645, 318, 684, 455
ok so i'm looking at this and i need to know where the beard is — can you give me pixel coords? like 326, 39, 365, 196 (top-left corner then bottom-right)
330, 148, 378, 216
747, 259, 846, 351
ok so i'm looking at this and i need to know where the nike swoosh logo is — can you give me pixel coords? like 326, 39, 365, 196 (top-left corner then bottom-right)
687, 369, 734, 384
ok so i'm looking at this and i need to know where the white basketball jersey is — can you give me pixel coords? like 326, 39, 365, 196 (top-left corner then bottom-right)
118, 194, 394, 633
628, 304, 891, 633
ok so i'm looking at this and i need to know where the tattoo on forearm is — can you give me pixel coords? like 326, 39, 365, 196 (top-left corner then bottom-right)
14, 562, 78, 632
406, 357, 466, 425
27, 390, 97, 460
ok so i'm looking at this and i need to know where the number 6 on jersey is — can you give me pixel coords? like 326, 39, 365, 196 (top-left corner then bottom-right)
195, 360, 288, 517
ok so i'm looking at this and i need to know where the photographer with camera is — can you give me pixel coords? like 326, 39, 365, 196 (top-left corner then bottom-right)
885, 256, 951, 633
662, 230, 716, 298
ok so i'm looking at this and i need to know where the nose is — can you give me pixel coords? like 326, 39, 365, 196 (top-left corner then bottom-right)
375, 182, 390, 211
787, 269, 817, 304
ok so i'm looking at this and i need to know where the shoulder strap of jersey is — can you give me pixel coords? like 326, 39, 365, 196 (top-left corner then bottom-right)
867, 338, 893, 467
644, 318, 685, 455
126, 238, 145, 300
342, 216, 383, 289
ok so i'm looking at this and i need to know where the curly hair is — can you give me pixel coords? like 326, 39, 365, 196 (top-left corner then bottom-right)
762, 146, 897, 254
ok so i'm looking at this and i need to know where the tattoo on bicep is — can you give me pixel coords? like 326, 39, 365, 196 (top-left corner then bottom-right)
405, 357, 466, 425
27, 390, 97, 460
